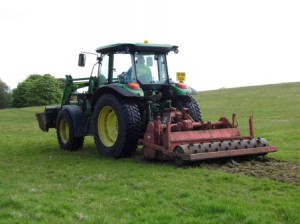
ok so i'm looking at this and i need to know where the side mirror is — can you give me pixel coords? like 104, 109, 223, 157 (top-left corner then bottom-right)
173, 46, 179, 54
146, 57, 153, 67
78, 53, 86, 67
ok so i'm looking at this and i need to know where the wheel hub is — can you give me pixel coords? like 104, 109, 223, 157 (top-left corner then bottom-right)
98, 106, 119, 147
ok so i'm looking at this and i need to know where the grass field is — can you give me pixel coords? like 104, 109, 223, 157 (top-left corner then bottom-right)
0, 82, 299, 223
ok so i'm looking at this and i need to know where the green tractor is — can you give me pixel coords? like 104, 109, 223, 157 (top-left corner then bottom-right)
36, 42, 201, 158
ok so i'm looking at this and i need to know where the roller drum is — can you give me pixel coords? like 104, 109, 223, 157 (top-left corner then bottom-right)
175, 138, 271, 155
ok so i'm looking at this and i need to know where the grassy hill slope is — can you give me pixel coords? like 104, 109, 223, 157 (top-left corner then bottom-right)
0, 82, 299, 223
196, 82, 300, 162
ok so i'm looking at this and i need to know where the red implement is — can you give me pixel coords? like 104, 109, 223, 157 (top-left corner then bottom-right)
140, 108, 277, 165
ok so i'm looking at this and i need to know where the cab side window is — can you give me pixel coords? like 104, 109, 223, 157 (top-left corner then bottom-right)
113, 54, 132, 83
99, 54, 109, 85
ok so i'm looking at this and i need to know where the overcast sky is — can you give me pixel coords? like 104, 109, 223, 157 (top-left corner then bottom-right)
1, 0, 299, 91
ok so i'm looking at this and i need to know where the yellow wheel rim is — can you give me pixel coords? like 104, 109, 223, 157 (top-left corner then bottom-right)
59, 118, 70, 144
98, 106, 119, 147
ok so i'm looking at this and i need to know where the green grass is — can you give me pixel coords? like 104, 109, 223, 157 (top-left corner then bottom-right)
0, 82, 300, 223
195, 82, 300, 162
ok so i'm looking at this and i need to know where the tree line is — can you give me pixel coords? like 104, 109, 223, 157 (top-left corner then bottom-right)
0, 74, 63, 109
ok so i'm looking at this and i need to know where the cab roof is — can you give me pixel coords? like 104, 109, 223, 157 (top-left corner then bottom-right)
95, 43, 178, 54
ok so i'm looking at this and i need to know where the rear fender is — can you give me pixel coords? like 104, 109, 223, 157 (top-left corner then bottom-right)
169, 83, 193, 96
60, 105, 87, 137
91, 84, 143, 110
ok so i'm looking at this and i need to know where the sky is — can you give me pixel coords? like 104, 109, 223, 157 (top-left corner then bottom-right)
1, 0, 299, 91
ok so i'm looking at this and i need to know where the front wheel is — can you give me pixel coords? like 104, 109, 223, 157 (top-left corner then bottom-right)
56, 110, 84, 151
93, 94, 142, 158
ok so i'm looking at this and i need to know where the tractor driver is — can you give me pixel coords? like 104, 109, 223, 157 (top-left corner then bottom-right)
135, 55, 152, 83
123, 55, 152, 84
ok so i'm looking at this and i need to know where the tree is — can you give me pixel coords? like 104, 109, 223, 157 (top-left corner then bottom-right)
0, 79, 11, 109
11, 74, 63, 108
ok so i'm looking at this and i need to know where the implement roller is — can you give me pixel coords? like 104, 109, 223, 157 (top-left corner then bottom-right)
140, 108, 277, 166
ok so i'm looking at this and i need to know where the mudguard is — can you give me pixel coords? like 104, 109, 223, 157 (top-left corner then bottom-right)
91, 84, 143, 109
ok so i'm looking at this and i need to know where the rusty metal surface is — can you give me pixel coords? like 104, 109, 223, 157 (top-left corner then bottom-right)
140, 108, 277, 162
169, 128, 242, 144
181, 146, 277, 161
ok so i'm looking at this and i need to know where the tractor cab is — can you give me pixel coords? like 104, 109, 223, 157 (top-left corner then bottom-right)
95, 43, 180, 90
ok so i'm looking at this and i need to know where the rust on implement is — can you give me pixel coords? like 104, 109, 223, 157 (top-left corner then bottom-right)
181, 146, 277, 161
140, 107, 277, 165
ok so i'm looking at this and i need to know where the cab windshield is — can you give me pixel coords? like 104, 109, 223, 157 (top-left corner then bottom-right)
109, 53, 169, 85
134, 53, 168, 85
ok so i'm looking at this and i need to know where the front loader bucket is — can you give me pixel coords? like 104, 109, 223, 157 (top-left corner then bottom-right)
140, 108, 277, 164
36, 106, 61, 132
36, 112, 47, 132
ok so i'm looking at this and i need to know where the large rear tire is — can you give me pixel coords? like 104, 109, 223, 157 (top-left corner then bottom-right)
174, 95, 202, 121
93, 94, 142, 158
57, 110, 84, 151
